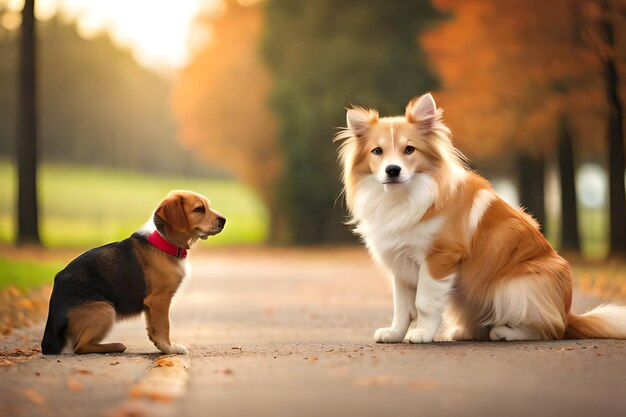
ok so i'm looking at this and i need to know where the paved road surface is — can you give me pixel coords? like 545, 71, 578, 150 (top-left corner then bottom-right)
1, 248, 625, 417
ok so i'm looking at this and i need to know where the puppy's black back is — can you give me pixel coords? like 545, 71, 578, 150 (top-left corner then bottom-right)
41, 236, 147, 354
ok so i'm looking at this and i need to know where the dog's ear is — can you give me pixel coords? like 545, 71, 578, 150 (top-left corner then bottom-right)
346, 106, 378, 138
155, 195, 188, 232
406, 93, 438, 131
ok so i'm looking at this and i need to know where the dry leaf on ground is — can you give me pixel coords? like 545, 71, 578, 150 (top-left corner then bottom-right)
67, 378, 83, 392
129, 386, 174, 403
0, 358, 16, 367
22, 388, 45, 405
154, 358, 175, 367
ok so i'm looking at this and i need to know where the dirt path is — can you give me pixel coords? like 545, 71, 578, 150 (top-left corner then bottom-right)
1, 248, 626, 417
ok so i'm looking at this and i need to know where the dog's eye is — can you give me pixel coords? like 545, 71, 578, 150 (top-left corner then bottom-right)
193, 206, 206, 214
404, 146, 415, 155
371, 147, 383, 155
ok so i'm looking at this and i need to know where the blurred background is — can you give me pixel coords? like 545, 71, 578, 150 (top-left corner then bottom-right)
0, 0, 625, 260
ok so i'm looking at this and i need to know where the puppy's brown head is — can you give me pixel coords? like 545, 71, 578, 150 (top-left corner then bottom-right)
153, 190, 226, 249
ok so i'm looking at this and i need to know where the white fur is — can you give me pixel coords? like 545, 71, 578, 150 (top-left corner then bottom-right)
352, 173, 440, 242
582, 304, 626, 337
489, 276, 565, 337
353, 173, 451, 343
155, 341, 188, 355
446, 161, 468, 195
374, 273, 417, 343
138, 215, 157, 234
467, 189, 496, 239
407, 268, 456, 343
489, 326, 541, 341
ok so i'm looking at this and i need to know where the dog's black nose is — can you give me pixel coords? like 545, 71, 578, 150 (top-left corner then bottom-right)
385, 165, 401, 178
217, 217, 226, 227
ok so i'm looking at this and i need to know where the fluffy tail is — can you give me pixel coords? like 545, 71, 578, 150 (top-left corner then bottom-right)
564, 304, 626, 339
41, 311, 68, 354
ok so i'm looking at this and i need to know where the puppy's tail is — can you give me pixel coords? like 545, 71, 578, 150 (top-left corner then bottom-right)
41, 311, 68, 355
564, 304, 626, 339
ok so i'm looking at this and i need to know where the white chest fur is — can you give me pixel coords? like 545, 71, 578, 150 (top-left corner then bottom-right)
351, 174, 443, 285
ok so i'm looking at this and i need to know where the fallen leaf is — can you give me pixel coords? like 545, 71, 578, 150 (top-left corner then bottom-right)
22, 388, 45, 406
75, 369, 93, 375
222, 368, 234, 375
110, 361, 120, 366
129, 386, 174, 403
154, 358, 175, 367
129, 386, 142, 399
0, 358, 15, 367
67, 378, 83, 392
145, 392, 175, 403
12, 347, 40, 357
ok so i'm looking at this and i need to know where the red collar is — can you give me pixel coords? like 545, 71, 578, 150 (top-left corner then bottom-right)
147, 231, 187, 259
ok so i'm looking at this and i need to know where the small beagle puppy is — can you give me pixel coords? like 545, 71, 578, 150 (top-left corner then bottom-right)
41, 190, 225, 355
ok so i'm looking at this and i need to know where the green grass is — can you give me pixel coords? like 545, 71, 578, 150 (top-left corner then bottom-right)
546, 206, 608, 260
0, 257, 64, 292
0, 160, 268, 248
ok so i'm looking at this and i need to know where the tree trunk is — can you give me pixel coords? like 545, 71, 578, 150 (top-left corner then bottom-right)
16, 0, 40, 245
517, 153, 546, 233
600, 0, 626, 257
557, 117, 580, 252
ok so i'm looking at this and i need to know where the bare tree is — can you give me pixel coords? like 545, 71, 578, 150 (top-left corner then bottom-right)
16, 0, 40, 245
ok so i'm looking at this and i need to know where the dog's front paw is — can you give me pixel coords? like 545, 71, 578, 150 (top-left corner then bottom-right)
156, 342, 188, 355
374, 327, 406, 343
406, 328, 434, 344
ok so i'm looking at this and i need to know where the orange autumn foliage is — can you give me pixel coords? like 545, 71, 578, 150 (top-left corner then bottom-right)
171, 1, 279, 203
423, 0, 608, 163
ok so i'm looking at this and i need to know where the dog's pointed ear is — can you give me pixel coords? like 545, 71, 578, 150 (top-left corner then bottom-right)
406, 93, 437, 131
346, 106, 378, 138
155, 194, 188, 232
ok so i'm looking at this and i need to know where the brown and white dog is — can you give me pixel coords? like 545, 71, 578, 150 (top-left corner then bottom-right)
41, 190, 225, 354
336, 93, 626, 343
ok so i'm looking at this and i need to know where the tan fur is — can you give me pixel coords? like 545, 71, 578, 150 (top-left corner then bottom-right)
68, 302, 127, 354
65, 190, 224, 354
136, 242, 187, 351
565, 314, 616, 339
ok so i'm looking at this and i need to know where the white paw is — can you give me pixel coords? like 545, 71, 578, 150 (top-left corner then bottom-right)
156, 342, 188, 355
374, 327, 406, 343
489, 325, 540, 341
489, 326, 510, 341
406, 328, 434, 344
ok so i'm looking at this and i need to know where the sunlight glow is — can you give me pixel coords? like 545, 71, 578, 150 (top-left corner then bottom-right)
4, 0, 220, 69
577, 163, 607, 209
